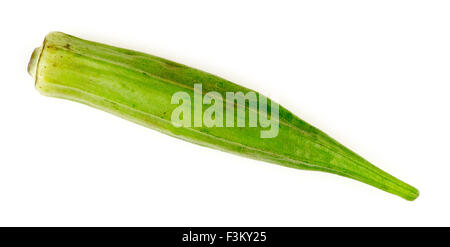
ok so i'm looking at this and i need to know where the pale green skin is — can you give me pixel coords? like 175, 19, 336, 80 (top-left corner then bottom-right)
28, 32, 419, 200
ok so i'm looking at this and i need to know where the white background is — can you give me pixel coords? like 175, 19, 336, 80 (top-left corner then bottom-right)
1, 0, 449, 226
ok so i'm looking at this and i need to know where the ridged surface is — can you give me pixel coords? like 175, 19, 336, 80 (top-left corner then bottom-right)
29, 32, 419, 200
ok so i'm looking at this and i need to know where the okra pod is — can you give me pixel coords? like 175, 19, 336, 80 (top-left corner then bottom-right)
28, 32, 419, 200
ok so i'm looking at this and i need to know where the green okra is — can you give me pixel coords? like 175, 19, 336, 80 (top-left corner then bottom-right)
28, 32, 419, 200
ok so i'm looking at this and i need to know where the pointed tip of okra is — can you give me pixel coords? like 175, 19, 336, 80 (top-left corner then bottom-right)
379, 174, 419, 201
385, 177, 419, 201
403, 186, 419, 201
